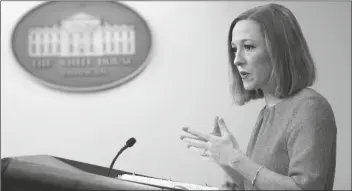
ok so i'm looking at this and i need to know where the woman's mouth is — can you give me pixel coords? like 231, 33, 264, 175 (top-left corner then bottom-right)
239, 71, 250, 79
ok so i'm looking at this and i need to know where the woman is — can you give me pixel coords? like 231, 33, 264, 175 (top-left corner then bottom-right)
181, 3, 337, 190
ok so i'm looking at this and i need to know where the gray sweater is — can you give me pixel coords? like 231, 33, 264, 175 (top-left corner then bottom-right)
224, 88, 337, 190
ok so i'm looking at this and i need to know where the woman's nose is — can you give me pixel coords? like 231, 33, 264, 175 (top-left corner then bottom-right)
233, 51, 245, 66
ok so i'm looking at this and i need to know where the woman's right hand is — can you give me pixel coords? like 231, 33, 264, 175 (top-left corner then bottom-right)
210, 116, 240, 150
210, 116, 244, 190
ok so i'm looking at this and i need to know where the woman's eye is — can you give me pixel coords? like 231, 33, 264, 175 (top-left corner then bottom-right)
244, 44, 255, 50
232, 47, 237, 54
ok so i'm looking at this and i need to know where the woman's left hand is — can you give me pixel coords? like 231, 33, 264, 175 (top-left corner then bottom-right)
180, 117, 244, 166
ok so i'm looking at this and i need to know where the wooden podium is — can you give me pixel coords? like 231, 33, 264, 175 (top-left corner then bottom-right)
1, 155, 175, 190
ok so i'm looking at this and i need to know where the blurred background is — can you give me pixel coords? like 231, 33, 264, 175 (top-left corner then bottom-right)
1, 1, 351, 190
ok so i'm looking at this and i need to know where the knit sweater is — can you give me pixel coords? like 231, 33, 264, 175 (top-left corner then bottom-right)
223, 88, 337, 190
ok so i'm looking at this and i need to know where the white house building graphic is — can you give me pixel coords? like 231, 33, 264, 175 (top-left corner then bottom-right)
28, 12, 136, 57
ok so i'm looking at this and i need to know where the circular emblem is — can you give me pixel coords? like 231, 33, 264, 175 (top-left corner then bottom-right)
12, 1, 152, 92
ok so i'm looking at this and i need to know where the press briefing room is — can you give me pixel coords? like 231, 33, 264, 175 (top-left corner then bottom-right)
1, 1, 351, 190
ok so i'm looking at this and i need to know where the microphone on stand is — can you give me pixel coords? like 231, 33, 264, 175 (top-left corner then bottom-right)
107, 137, 136, 177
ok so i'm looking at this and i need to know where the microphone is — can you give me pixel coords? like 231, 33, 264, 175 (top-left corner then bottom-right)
107, 137, 136, 177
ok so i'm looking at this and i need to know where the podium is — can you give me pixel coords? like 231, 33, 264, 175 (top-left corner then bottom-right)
1, 155, 175, 190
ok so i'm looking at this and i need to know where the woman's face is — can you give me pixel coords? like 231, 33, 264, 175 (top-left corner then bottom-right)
231, 19, 272, 92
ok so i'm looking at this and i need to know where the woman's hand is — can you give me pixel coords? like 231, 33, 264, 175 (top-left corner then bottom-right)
180, 116, 244, 166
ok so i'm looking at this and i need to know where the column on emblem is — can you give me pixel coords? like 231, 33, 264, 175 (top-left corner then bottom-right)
73, 32, 80, 56
42, 29, 50, 56
28, 30, 40, 57
68, 33, 74, 55
115, 26, 135, 55
105, 29, 112, 54
50, 25, 60, 56
120, 27, 128, 55
89, 31, 94, 54
126, 27, 135, 55
28, 29, 46, 57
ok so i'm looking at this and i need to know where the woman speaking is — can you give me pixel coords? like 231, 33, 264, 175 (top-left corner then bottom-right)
181, 3, 337, 190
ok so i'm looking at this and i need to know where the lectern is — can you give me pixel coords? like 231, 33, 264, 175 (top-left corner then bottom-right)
1, 155, 174, 190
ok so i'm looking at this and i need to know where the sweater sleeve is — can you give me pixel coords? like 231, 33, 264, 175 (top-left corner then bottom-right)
287, 97, 337, 190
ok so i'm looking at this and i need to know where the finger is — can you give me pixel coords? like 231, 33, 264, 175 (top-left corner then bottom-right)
180, 135, 207, 142
201, 155, 215, 162
188, 146, 204, 154
182, 127, 212, 141
211, 116, 221, 136
218, 118, 230, 134
182, 138, 208, 149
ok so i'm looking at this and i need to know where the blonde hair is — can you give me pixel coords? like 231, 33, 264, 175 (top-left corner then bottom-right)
228, 3, 316, 106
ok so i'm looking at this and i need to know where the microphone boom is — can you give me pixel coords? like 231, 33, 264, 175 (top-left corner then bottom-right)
107, 137, 136, 177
